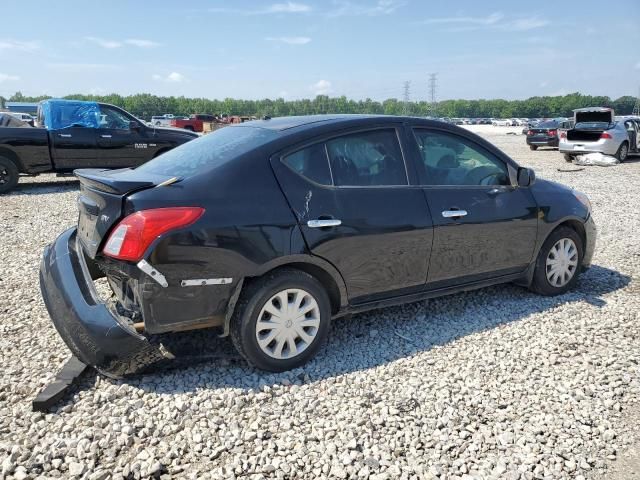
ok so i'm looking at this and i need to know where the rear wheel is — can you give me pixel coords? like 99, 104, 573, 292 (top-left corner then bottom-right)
529, 145, 538, 151
530, 227, 583, 296
564, 154, 574, 162
230, 269, 331, 372
615, 142, 629, 162
0, 156, 19, 194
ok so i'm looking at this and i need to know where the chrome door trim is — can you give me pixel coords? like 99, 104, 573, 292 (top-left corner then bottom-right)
307, 219, 342, 228
442, 210, 468, 218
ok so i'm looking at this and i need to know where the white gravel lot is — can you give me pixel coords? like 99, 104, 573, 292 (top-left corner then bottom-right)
1, 125, 639, 480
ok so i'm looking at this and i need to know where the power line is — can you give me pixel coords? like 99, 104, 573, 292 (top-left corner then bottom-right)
427, 73, 438, 116
402, 81, 411, 115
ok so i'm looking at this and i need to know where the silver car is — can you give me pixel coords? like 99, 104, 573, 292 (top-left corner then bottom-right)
559, 107, 640, 161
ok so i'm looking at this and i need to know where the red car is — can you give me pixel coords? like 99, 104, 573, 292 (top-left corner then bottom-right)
170, 114, 217, 132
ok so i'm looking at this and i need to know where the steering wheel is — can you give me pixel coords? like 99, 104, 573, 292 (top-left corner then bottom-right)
465, 166, 506, 186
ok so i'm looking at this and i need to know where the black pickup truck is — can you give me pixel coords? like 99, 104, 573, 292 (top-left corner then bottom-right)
0, 99, 197, 193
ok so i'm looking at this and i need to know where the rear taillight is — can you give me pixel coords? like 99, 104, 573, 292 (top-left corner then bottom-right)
600, 132, 612, 139
527, 130, 534, 136
560, 131, 567, 139
548, 129, 557, 136
103, 207, 205, 261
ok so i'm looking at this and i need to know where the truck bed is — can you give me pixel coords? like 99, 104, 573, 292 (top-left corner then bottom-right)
0, 127, 52, 173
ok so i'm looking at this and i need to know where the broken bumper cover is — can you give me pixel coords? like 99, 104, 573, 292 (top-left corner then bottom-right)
40, 228, 170, 377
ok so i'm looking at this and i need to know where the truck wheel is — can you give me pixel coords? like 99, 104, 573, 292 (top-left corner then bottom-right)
529, 145, 538, 151
230, 268, 331, 372
615, 142, 628, 162
563, 154, 574, 163
0, 157, 19, 194
530, 227, 583, 296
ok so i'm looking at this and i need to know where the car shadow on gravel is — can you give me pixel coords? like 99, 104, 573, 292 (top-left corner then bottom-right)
50, 264, 630, 409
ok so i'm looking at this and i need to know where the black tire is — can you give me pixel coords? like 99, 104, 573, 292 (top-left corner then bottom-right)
563, 154, 574, 163
529, 145, 538, 151
530, 227, 583, 296
615, 142, 629, 162
230, 268, 331, 372
0, 156, 19, 194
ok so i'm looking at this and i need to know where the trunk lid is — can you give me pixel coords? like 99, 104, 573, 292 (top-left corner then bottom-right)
574, 108, 614, 125
75, 168, 179, 258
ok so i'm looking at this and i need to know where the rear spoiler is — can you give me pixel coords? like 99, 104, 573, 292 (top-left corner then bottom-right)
74, 168, 181, 195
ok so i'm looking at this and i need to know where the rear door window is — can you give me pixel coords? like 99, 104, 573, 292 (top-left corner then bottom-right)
282, 143, 332, 185
325, 129, 407, 186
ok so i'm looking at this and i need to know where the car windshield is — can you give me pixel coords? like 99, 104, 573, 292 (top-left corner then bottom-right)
575, 122, 612, 130
537, 121, 558, 128
135, 125, 278, 177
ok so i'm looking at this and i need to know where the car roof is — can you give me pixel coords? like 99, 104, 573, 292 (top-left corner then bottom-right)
573, 107, 613, 112
242, 114, 403, 132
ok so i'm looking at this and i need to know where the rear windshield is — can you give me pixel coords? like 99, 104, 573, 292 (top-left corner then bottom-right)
537, 121, 558, 128
136, 126, 278, 177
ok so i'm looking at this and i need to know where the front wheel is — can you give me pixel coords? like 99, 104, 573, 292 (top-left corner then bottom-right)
563, 154, 574, 162
530, 227, 583, 296
230, 269, 331, 372
615, 142, 629, 162
0, 156, 19, 194
529, 145, 538, 151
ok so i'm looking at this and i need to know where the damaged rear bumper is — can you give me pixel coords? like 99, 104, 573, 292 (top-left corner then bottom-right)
40, 228, 171, 377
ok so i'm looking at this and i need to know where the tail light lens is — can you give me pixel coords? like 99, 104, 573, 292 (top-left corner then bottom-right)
527, 130, 534, 136
103, 207, 205, 261
548, 129, 557, 136
600, 132, 612, 139
560, 131, 567, 139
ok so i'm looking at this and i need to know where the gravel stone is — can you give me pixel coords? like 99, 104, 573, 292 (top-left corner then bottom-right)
1, 128, 639, 479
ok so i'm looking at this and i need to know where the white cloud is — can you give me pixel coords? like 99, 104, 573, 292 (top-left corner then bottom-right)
327, 0, 405, 17
210, 2, 311, 15
153, 72, 186, 83
124, 39, 161, 48
0, 39, 39, 52
85, 36, 122, 49
420, 11, 504, 25
311, 79, 332, 95
266, 36, 311, 45
505, 17, 550, 31
266, 2, 311, 13
419, 12, 549, 32
86, 37, 160, 49
539, 81, 549, 88
0, 73, 20, 83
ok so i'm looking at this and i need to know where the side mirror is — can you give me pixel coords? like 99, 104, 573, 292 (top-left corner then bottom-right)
517, 167, 536, 187
129, 120, 141, 130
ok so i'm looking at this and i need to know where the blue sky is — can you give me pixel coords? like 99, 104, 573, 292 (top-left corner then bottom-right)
1, 0, 638, 101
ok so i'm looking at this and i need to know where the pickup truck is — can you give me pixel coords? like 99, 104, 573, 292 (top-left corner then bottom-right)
0, 99, 197, 193
169, 114, 218, 132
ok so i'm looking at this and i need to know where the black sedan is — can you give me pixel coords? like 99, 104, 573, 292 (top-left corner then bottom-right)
526, 119, 573, 150
40, 115, 596, 376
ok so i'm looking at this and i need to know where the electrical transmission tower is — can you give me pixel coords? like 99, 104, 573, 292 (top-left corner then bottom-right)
428, 73, 438, 117
633, 86, 640, 117
402, 81, 411, 115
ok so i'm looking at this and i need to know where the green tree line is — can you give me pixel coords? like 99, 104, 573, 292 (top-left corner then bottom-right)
6, 91, 637, 119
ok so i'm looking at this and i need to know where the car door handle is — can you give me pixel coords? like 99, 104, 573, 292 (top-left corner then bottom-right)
442, 210, 468, 218
307, 219, 342, 228
58, 134, 72, 138
100, 134, 112, 138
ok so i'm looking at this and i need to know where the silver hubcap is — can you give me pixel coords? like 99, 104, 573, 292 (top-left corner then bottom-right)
546, 238, 578, 287
256, 288, 320, 359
